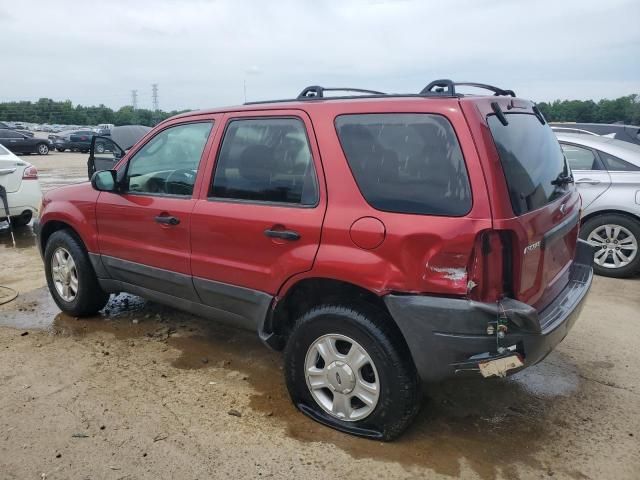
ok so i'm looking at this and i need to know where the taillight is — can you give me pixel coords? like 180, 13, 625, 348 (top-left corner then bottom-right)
467, 230, 513, 302
23, 166, 38, 180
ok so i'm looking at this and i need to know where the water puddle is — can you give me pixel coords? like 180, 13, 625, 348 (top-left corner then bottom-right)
1, 287, 584, 479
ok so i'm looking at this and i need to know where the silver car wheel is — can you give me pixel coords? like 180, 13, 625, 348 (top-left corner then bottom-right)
304, 333, 380, 422
51, 247, 79, 302
588, 224, 638, 269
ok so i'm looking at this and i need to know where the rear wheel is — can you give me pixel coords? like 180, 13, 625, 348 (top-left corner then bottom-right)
37, 143, 49, 155
10, 211, 32, 228
581, 213, 640, 278
284, 303, 420, 440
44, 230, 110, 316
95, 143, 105, 154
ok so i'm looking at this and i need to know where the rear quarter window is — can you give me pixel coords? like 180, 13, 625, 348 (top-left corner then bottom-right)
335, 113, 472, 216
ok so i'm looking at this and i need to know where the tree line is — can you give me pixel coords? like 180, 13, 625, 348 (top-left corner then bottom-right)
537, 94, 639, 125
0, 98, 190, 127
1, 94, 639, 127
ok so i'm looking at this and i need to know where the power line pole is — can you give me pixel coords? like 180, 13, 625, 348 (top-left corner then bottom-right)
151, 84, 159, 111
131, 89, 138, 110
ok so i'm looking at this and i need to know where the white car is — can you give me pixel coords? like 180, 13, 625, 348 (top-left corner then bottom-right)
0, 143, 42, 227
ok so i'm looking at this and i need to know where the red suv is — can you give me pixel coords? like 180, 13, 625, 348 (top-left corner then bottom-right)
36, 80, 593, 440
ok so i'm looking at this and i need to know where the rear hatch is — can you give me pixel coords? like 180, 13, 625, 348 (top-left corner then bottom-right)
0, 145, 26, 193
464, 98, 581, 309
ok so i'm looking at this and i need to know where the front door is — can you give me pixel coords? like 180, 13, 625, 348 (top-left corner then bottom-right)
96, 120, 215, 300
190, 112, 326, 326
561, 142, 611, 209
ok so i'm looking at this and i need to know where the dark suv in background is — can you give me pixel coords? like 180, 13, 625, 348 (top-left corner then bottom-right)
36, 80, 593, 440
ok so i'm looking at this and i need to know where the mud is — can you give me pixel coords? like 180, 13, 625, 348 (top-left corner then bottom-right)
0, 151, 639, 479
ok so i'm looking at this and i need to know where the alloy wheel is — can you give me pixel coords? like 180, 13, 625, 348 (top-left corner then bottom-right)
51, 247, 79, 302
304, 333, 380, 422
587, 224, 638, 269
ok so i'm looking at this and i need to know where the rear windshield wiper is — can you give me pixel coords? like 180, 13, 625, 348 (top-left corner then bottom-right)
551, 173, 574, 186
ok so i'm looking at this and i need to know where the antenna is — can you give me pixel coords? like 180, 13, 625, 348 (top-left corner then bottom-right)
151, 84, 159, 111
131, 89, 138, 109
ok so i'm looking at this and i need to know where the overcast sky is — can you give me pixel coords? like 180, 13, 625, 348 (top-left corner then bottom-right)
1, 0, 638, 111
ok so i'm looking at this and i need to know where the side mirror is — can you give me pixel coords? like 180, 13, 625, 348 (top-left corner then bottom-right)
91, 170, 117, 192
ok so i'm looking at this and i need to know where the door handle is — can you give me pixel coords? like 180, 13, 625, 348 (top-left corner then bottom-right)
155, 214, 180, 226
264, 228, 300, 241
575, 178, 601, 185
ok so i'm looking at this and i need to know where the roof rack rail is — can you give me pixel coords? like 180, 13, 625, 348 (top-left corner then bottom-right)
420, 79, 516, 97
297, 86, 386, 99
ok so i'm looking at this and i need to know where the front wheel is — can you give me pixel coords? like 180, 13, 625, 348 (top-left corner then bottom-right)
95, 143, 105, 154
37, 143, 49, 155
581, 213, 640, 278
284, 303, 420, 440
44, 229, 110, 316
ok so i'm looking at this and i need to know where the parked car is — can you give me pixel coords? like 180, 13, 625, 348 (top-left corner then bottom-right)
0, 129, 50, 155
551, 123, 640, 146
36, 80, 593, 440
0, 143, 43, 227
557, 133, 640, 277
49, 129, 95, 152
0, 121, 35, 137
551, 126, 600, 136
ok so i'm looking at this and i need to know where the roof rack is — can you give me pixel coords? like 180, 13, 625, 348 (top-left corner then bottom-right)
243, 79, 516, 105
297, 86, 386, 99
420, 79, 516, 97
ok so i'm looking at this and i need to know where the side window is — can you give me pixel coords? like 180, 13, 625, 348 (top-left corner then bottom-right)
211, 118, 319, 206
599, 151, 640, 172
125, 122, 213, 197
561, 144, 599, 171
335, 113, 471, 216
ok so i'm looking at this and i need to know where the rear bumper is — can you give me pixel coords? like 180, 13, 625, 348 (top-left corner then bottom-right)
384, 239, 594, 382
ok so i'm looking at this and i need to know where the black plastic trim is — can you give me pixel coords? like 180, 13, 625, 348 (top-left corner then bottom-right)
383, 239, 594, 382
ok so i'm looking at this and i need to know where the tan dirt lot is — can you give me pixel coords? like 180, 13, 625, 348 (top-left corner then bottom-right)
0, 150, 639, 480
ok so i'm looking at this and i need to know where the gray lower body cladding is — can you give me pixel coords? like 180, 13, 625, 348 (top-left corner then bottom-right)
384, 239, 595, 382
90, 254, 272, 332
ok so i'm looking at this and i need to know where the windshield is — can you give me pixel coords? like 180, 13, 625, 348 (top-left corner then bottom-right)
488, 113, 568, 216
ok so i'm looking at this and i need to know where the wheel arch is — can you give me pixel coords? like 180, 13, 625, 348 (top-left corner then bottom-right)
581, 208, 640, 226
262, 277, 408, 353
39, 220, 88, 256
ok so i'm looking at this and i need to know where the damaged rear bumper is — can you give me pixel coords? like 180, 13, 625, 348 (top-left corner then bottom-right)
384, 239, 594, 382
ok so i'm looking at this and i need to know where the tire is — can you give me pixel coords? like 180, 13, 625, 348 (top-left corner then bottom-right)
44, 229, 110, 316
580, 213, 640, 278
10, 211, 32, 228
95, 143, 105, 154
284, 303, 420, 441
56, 148, 66, 152
37, 143, 49, 155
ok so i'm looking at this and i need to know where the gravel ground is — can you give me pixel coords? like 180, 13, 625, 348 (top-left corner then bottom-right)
0, 150, 639, 480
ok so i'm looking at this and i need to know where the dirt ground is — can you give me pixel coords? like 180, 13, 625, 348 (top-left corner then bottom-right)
1, 150, 639, 480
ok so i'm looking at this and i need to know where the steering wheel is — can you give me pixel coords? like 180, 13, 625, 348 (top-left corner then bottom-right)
165, 169, 195, 195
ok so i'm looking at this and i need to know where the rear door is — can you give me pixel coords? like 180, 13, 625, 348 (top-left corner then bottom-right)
96, 119, 216, 300
560, 142, 611, 209
463, 98, 581, 309
0, 130, 29, 153
190, 110, 326, 326
0, 145, 25, 192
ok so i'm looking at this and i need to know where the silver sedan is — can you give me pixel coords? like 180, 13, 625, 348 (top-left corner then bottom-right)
557, 133, 640, 277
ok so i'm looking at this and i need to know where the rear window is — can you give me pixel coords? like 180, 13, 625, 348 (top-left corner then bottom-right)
335, 114, 471, 216
488, 113, 568, 216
